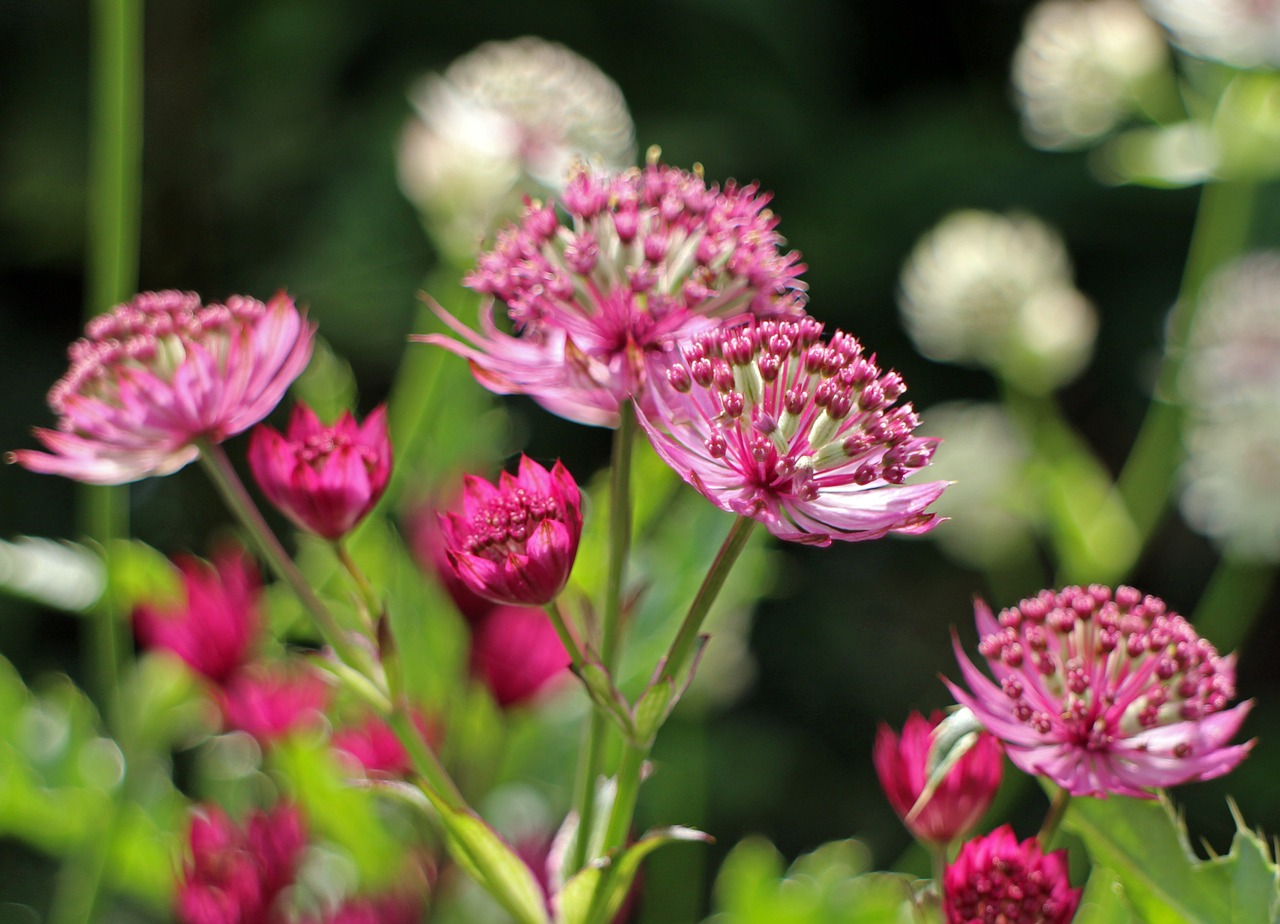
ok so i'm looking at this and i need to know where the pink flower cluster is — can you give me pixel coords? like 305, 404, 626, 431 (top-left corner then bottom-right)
943, 825, 1080, 924
948, 585, 1253, 798
421, 160, 807, 427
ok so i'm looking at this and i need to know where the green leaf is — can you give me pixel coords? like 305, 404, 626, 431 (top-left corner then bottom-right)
556, 826, 710, 924
1074, 866, 1138, 924
437, 803, 552, 924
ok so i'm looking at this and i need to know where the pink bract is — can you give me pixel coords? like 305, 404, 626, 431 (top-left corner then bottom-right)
417, 159, 807, 428
11, 290, 315, 485
438, 455, 583, 606
943, 824, 1080, 924
947, 585, 1254, 798
874, 710, 1003, 846
637, 314, 946, 545
133, 547, 261, 686
470, 604, 571, 708
248, 402, 392, 539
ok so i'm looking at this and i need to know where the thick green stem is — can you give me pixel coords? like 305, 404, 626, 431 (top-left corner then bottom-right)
600, 741, 648, 854
1117, 180, 1256, 550
1038, 787, 1072, 847
1191, 555, 1274, 652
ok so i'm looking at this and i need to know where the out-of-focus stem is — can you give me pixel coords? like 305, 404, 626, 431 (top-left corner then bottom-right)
1038, 787, 1071, 847
334, 539, 382, 629
1192, 555, 1274, 652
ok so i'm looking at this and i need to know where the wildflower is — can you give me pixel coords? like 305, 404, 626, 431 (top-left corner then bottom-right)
331, 712, 441, 778
1013, 0, 1169, 150
418, 157, 807, 427
10, 290, 314, 485
947, 586, 1253, 798
133, 547, 261, 686
1143, 0, 1280, 68
898, 210, 1097, 393
248, 403, 392, 540
874, 711, 1003, 846
397, 36, 636, 258
219, 662, 330, 744
177, 803, 307, 924
470, 604, 571, 707
943, 824, 1080, 924
438, 455, 582, 606
637, 315, 945, 546
405, 496, 497, 621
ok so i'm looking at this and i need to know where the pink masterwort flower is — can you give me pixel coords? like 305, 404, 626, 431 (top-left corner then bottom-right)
405, 496, 497, 621
874, 710, 1003, 846
947, 585, 1254, 798
470, 604, 571, 707
943, 824, 1080, 924
637, 314, 947, 545
439, 455, 582, 605
331, 711, 441, 778
11, 290, 315, 485
248, 402, 392, 540
133, 547, 260, 686
219, 661, 330, 744
177, 802, 307, 924
417, 157, 807, 427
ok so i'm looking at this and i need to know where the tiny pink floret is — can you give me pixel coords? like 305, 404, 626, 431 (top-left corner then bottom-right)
637, 314, 947, 545
418, 160, 808, 428
944, 824, 1080, 924
947, 585, 1254, 798
11, 290, 315, 485
248, 402, 392, 540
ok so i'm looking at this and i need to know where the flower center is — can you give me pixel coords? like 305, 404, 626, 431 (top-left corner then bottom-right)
464, 488, 563, 560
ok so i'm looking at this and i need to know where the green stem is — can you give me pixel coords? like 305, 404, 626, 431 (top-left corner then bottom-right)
197, 441, 367, 673
1191, 555, 1274, 652
600, 741, 647, 853
333, 539, 382, 628
1038, 787, 1072, 847
1117, 180, 1256, 550
386, 702, 466, 812
545, 600, 590, 675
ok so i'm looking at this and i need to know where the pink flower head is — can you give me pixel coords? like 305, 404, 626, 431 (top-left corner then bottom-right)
331, 711, 441, 778
439, 455, 582, 606
943, 824, 1080, 924
417, 159, 808, 428
133, 547, 260, 686
178, 803, 307, 924
248, 402, 392, 540
874, 710, 1003, 846
637, 314, 947, 545
947, 585, 1254, 798
470, 604, 571, 707
11, 290, 315, 485
219, 662, 330, 745
405, 497, 497, 621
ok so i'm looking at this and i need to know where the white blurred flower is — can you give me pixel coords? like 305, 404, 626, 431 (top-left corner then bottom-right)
397, 36, 636, 259
1014, 0, 1169, 150
1144, 0, 1280, 68
898, 210, 1098, 392
1180, 251, 1280, 559
920, 402, 1040, 568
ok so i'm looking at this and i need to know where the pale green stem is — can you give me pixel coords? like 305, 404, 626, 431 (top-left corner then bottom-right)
1191, 555, 1275, 652
333, 539, 382, 630
1038, 787, 1072, 847
570, 408, 636, 873
929, 842, 948, 909
1117, 180, 1256, 550
545, 599, 591, 675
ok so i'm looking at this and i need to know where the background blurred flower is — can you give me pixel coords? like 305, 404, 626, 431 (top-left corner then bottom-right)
397, 36, 636, 258
469, 604, 570, 708
134, 547, 261, 686
947, 585, 1253, 798
11, 290, 314, 485
1179, 252, 1280, 560
943, 824, 1080, 924
874, 711, 1003, 846
898, 210, 1097, 393
249, 402, 391, 540
1143, 0, 1280, 68
1013, 0, 1169, 150
638, 315, 945, 545
219, 661, 330, 744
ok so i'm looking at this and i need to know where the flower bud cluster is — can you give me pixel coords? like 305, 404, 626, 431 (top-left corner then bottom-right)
943, 825, 1080, 924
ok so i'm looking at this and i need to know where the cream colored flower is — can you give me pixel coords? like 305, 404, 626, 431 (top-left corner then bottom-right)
1144, 0, 1280, 68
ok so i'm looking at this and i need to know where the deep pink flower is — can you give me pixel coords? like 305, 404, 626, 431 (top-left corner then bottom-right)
331, 711, 441, 778
177, 803, 307, 924
470, 604, 571, 708
248, 402, 392, 539
637, 315, 947, 545
133, 547, 260, 686
11, 290, 314, 485
943, 825, 1080, 924
219, 662, 330, 744
417, 159, 807, 427
874, 711, 1003, 846
405, 497, 497, 621
438, 455, 582, 606
947, 585, 1254, 798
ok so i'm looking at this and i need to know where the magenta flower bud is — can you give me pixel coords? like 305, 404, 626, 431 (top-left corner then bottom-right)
218, 662, 329, 744
11, 290, 315, 485
248, 402, 391, 540
439, 455, 583, 606
470, 605, 571, 708
943, 825, 1080, 924
874, 711, 1003, 846
947, 585, 1254, 798
133, 547, 261, 686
